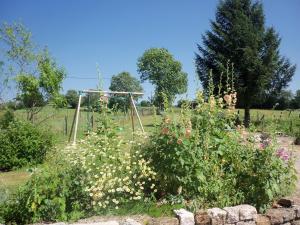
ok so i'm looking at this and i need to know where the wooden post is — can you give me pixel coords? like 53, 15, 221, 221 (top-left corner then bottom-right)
64, 115, 68, 135
130, 99, 135, 133
130, 94, 145, 133
72, 94, 82, 145
68, 106, 77, 142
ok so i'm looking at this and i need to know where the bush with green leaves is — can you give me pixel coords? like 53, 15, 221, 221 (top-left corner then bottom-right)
1, 157, 90, 224
0, 119, 53, 171
142, 91, 296, 211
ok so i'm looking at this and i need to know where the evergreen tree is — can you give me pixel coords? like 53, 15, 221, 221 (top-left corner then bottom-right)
195, 0, 296, 126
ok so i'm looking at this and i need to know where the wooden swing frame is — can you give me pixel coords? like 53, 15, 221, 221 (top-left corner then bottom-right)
69, 89, 144, 145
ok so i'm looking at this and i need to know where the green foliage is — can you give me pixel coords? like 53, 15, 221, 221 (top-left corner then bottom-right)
0, 22, 66, 121
195, 0, 296, 124
0, 119, 53, 171
142, 90, 295, 211
1, 159, 90, 224
140, 100, 152, 107
109, 71, 143, 111
137, 48, 187, 108
0, 109, 15, 129
65, 89, 79, 108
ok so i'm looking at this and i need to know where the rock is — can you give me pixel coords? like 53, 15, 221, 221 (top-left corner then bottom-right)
293, 205, 300, 219
149, 217, 179, 225
71, 222, 119, 225
236, 221, 256, 225
174, 208, 195, 225
281, 209, 295, 222
278, 198, 294, 207
266, 208, 296, 224
238, 204, 257, 221
223, 206, 240, 223
207, 208, 227, 225
292, 220, 300, 225
195, 210, 210, 225
256, 214, 271, 225
120, 218, 142, 225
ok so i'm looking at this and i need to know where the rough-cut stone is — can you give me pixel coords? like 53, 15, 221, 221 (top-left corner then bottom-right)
70, 222, 119, 225
195, 210, 211, 225
256, 214, 271, 225
149, 217, 179, 225
282, 209, 296, 222
238, 204, 257, 221
120, 219, 141, 225
174, 208, 195, 225
236, 221, 256, 225
224, 206, 240, 223
266, 208, 296, 224
293, 205, 300, 219
278, 198, 294, 207
292, 220, 300, 225
207, 208, 227, 225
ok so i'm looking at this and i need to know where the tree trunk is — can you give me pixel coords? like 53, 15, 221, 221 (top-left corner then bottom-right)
244, 107, 251, 128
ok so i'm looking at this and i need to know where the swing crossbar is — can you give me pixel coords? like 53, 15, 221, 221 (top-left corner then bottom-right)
82, 89, 143, 96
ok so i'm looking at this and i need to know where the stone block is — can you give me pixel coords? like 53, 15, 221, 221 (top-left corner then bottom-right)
237, 204, 257, 221
223, 206, 240, 223
293, 205, 300, 219
266, 208, 296, 224
236, 221, 256, 225
292, 220, 300, 225
208, 208, 227, 225
174, 208, 195, 225
120, 219, 141, 225
255, 214, 271, 225
149, 217, 179, 225
195, 210, 211, 225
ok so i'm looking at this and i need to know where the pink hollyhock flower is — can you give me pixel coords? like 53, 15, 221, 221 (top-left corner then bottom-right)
276, 148, 290, 161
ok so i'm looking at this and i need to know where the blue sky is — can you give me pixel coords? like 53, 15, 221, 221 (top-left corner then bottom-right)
0, 0, 299, 101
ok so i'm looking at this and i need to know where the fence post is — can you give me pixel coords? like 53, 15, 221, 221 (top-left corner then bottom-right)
64, 115, 68, 135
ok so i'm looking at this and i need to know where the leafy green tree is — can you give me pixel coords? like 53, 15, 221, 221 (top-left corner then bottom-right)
140, 100, 151, 107
109, 71, 143, 111
291, 90, 300, 109
137, 48, 187, 109
0, 22, 66, 121
195, 0, 296, 126
65, 89, 79, 108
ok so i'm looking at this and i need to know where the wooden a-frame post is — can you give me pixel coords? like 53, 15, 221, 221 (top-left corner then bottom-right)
69, 90, 144, 145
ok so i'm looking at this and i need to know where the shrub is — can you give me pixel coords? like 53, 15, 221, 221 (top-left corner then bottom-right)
1, 157, 90, 224
65, 118, 156, 210
0, 109, 15, 129
0, 119, 53, 171
142, 91, 296, 211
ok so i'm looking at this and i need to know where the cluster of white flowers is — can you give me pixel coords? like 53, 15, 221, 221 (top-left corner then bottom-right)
64, 131, 156, 209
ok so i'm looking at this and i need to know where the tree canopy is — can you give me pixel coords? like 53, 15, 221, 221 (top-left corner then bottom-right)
137, 48, 187, 108
109, 71, 143, 111
195, 0, 296, 126
0, 22, 66, 121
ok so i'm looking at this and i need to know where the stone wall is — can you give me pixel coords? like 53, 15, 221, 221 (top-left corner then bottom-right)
174, 198, 300, 225
27, 198, 300, 225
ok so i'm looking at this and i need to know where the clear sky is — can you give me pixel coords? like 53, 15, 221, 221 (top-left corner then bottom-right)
0, 0, 299, 101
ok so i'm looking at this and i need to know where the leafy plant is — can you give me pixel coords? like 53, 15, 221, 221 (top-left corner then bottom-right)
0, 119, 53, 171
142, 83, 295, 211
